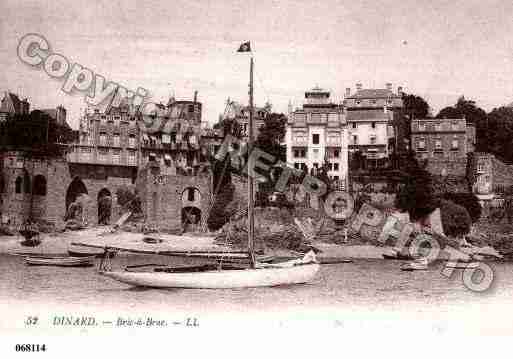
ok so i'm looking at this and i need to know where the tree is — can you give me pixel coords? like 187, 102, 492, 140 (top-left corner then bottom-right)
255, 112, 286, 162
395, 153, 437, 221
116, 185, 142, 214
395, 93, 431, 155
442, 192, 482, 223
439, 199, 472, 238
436, 96, 488, 151
486, 107, 513, 164
402, 93, 431, 119
213, 117, 243, 139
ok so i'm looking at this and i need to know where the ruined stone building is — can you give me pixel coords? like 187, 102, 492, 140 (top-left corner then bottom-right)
65, 93, 215, 230
221, 98, 271, 141
0, 93, 77, 227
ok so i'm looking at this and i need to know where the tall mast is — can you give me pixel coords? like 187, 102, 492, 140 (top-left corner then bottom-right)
248, 56, 256, 268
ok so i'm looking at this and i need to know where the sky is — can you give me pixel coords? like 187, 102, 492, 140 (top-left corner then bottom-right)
1, 0, 513, 129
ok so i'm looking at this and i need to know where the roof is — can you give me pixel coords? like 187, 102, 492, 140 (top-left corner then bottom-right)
0, 92, 25, 114
347, 89, 400, 99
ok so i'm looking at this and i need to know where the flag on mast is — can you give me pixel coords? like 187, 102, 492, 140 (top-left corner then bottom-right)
237, 41, 251, 52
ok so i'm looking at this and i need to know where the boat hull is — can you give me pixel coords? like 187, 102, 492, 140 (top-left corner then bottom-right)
102, 263, 320, 289
25, 256, 96, 267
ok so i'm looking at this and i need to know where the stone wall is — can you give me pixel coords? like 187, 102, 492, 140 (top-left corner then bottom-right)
491, 157, 513, 193
0, 152, 138, 227
136, 164, 212, 230
424, 158, 467, 177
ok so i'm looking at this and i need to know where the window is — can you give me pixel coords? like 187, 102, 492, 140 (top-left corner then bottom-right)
334, 176, 339, 181
417, 138, 426, 151
300, 163, 307, 171
312, 134, 320, 144
81, 147, 92, 161
128, 150, 136, 165
112, 149, 120, 163
113, 133, 120, 147
370, 135, 377, 145
99, 132, 107, 146
33, 175, 47, 196
334, 163, 339, 171
435, 123, 442, 132
452, 139, 459, 150
435, 139, 443, 151
371, 122, 376, 129
294, 150, 299, 158
98, 149, 108, 162
128, 134, 136, 148
15, 176, 22, 193
188, 188, 195, 201
353, 135, 358, 145
418, 123, 426, 131
333, 149, 340, 158
188, 104, 195, 113
294, 163, 300, 169
452, 122, 459, 131
477, 162, 485, 173
352, 123, 357, 129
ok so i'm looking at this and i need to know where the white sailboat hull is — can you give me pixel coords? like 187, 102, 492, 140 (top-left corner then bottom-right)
102, 263, 320, 289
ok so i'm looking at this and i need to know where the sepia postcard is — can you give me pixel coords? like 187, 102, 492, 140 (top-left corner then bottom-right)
1, 0, 513, 356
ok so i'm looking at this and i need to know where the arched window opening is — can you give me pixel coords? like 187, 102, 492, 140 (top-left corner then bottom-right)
23, 171, 31, 193
15, 177, 22, 193
33, 175, 47, 196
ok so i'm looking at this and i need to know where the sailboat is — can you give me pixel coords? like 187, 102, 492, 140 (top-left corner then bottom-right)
76, 44, 320, 289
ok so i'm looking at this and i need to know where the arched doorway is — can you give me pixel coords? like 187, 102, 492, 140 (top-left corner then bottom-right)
97, 188, 112, 225
65, 177, 88, 221
181, 206, 201, 232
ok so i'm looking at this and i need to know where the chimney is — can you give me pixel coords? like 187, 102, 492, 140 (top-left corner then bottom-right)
345, 88, 351, 97
397, 86, 403, 96
193, 90, 198, 103
356, 83, 362, 91
386, 83, 392, 91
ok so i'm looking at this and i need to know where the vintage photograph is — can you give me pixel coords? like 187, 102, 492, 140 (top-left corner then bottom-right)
1, 0, 513, 355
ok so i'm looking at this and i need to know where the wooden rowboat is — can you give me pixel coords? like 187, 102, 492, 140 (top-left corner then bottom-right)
25, 255, 96, 267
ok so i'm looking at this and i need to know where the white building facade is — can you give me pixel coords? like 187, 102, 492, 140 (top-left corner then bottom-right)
343, 83, 403, 168
285, 87, 349, 188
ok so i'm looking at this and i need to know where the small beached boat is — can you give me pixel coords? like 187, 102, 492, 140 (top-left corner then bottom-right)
383, 252, 414, 260
25, 255, 95, 267
68, 246, 115, 258
444, 261, 480, 269
400, 257, 428, 271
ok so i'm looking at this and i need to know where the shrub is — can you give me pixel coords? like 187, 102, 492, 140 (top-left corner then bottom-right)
442, 192, 482, 223
115, 186, 142, 214
439, 199, 472, 237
